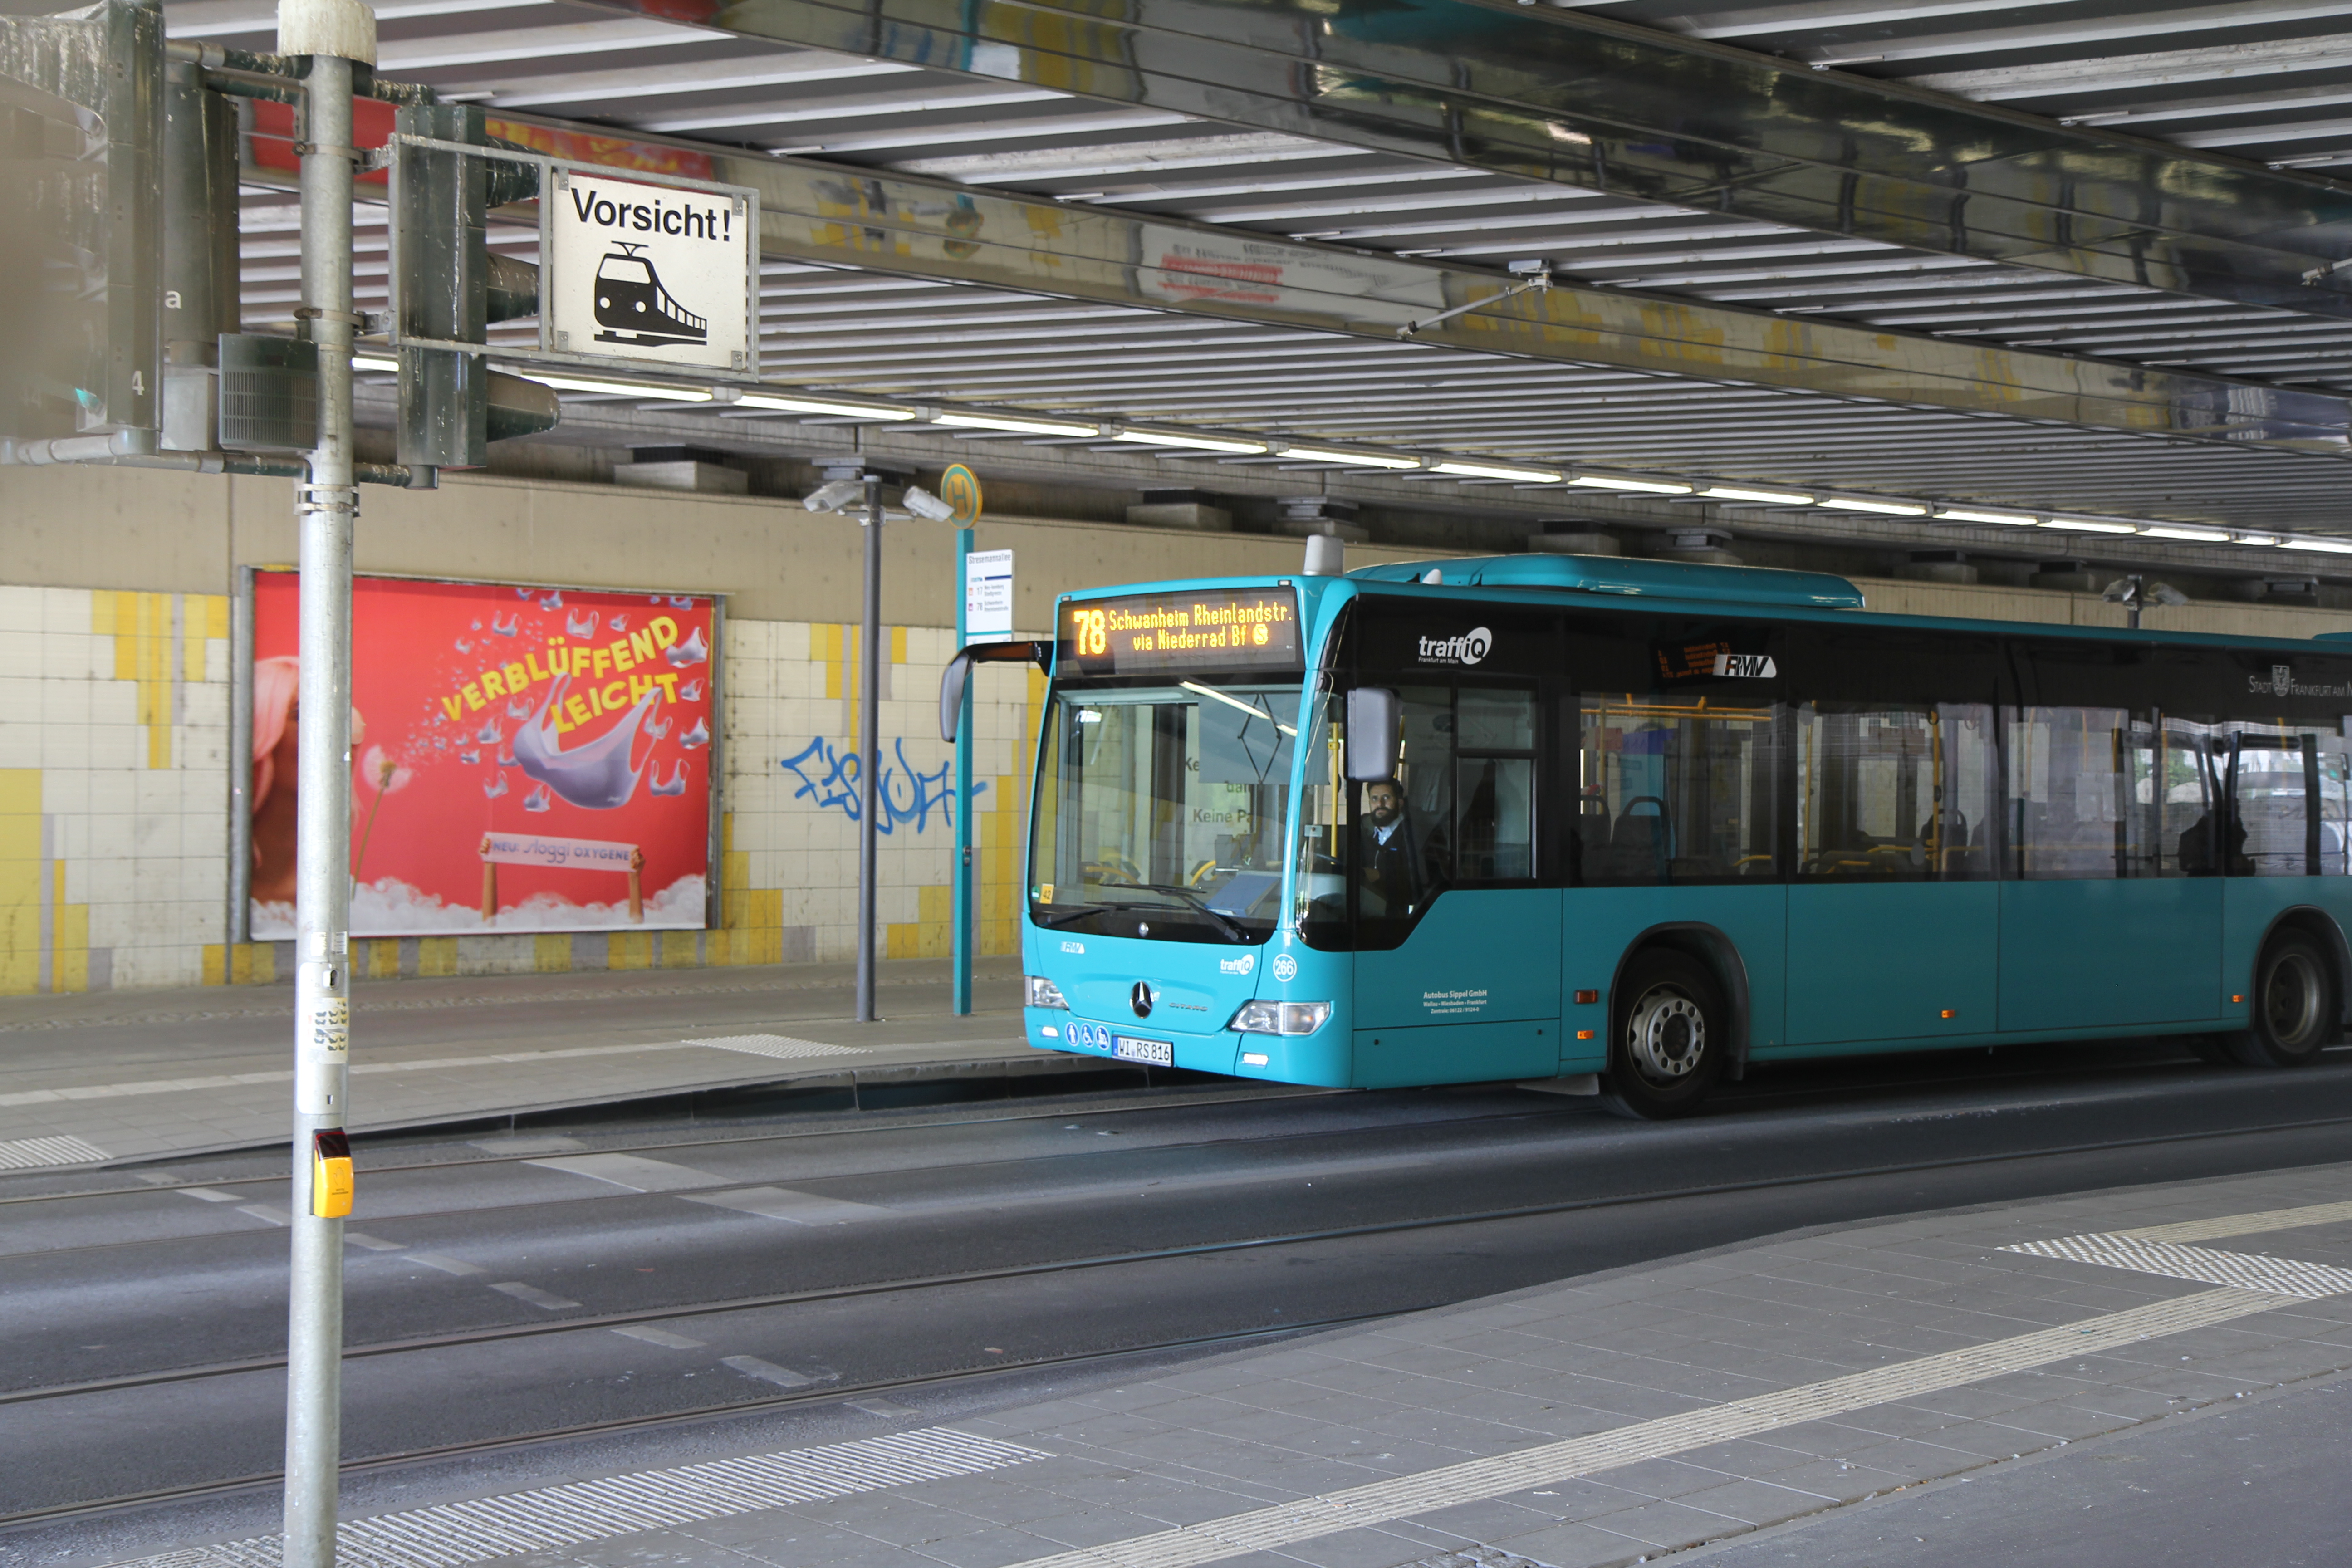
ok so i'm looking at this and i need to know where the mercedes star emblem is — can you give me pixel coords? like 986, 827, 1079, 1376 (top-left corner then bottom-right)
1130, 981, 1154, 1019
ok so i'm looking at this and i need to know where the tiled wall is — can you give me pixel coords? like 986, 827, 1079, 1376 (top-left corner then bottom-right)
0, 582, 1041, 995
0, 586, 232, 995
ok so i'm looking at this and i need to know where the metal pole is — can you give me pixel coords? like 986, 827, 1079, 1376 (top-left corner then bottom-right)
855, 475, 882, 1022
283, 41, 359, 1568
953, 524, 974, 1016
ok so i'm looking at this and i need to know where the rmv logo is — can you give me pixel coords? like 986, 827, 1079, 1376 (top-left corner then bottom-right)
1418, 627, 1492, 666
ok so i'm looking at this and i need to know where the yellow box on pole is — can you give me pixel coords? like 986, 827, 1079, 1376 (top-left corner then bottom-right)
310, 1129, 353, 1219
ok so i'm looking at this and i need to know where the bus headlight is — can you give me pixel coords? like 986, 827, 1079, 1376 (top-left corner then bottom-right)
1230, 1000, 1332, 1036
1026, 975, 1069, 1010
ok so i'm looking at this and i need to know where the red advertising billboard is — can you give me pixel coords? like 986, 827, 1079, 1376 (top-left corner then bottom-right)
249, 572, 717, 938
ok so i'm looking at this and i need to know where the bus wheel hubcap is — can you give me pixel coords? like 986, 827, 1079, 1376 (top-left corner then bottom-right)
1628, 989, 1704, 1080
2267, 951, 2323, 1047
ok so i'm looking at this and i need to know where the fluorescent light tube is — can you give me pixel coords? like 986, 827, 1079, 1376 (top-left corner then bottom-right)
2280, 538, 2352, 554
934, 411, 1101, 436
1821, 497, 1930, 516
1432, 460, 1563, 483
737, 392, 916, 420
1934, 508, 2038, 526
2140, 525, 2233, 543
524, 373, 713, 401
1571, 474, 1693, 495
1276, 445, 1425, 470
351, 354, 399, 373
1702, 485, 1814, 505
2041, 518, 2138, 534
2235, 534, 2282, 546
1113, 429, 1268, 453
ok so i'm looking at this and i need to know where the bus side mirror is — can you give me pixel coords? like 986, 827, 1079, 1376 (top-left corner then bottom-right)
1346, 687, 1401, 781
940, 654, 973, 742
940, 640, 1053, 741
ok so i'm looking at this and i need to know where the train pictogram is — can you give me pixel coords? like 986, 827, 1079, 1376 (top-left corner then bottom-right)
593, 245, 708, 348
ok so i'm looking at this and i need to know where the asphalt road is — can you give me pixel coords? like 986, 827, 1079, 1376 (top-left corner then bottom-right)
9, 1039, 2352, 1558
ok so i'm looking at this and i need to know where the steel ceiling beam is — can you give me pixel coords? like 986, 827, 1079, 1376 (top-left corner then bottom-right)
574, 0, 2352, 321
500, 118, 2352, 454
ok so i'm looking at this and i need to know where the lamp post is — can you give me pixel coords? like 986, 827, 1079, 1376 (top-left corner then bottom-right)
857, 471, 882, 1023
279, 1, 372, 1562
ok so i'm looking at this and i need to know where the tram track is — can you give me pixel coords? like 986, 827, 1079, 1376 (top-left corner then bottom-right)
0, 1038, 2263, 1222
0, 1052, 2275, 1269
14, 1049, 2352, 1530
13, 1101, 2352, 1416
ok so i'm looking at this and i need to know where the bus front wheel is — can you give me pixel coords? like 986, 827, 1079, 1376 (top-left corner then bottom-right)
1601, 948, 1727, 1120
2228, 933, 2338, 1068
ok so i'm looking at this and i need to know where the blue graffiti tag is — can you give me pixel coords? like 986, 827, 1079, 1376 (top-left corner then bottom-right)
780, 736, 985, 834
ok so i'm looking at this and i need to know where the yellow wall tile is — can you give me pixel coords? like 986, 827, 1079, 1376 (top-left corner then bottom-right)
534, 933, 572, 973
203, 945, 227, 986
418, 937, 457, 977
0, 770, 40, 816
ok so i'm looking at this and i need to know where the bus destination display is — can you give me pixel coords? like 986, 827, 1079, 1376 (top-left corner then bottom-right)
1060, 588, 1302, 675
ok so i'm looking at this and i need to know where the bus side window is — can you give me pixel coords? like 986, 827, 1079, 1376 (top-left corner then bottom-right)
2009, 705, 2133, 880
1396, 686, 1457, 892
2226, 729, 2347, 877
1455, 687, 1536, 882
1579, 693, 1777, 885
1799, 703, 1991, 880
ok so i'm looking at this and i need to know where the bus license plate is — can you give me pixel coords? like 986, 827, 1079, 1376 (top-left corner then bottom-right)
1114, 1035, 1173, 1066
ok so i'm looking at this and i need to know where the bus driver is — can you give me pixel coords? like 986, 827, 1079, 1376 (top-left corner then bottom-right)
1359, 778, 1441, 916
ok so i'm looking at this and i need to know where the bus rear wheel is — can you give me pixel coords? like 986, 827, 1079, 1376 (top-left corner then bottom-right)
2227, 933, 2337, 1068
1601, 949, 1727, 1120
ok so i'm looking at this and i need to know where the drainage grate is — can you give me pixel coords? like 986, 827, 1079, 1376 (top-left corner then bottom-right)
0, 1134, 109, 1171
2002, 1232, 2352, 1299
686, 1034, 868, 1060
112, 1426, 1049, 1568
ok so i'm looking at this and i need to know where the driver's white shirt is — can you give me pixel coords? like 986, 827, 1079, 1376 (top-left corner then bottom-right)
1372, 819, 1401, 846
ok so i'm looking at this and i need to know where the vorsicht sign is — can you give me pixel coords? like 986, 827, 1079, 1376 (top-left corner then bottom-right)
546, 168, 758, 375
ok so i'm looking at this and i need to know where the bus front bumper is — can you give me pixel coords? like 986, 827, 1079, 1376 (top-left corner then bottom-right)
1024, 1007, 1350, 1085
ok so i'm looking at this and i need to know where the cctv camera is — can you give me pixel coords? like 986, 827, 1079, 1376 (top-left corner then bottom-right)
900, 484, 956, 522
801, 477, 864, 514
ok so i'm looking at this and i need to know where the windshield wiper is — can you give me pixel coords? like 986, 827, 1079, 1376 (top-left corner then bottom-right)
1127, 883, 1252, 941
1029, 905, 1099, 929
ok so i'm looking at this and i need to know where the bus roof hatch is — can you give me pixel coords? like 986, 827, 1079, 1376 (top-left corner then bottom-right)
1349, 554, 1866, 610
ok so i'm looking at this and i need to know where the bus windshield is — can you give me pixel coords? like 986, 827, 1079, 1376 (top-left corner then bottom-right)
1029, 680, 1300, 943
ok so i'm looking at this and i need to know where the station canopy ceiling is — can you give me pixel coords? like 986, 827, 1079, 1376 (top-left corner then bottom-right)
175, 0, 2352, 541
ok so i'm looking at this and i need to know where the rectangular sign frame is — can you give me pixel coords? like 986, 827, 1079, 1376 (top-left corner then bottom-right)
386, 132, 760, 379
1057, 587, 1303, 678
239, 567, 725, 940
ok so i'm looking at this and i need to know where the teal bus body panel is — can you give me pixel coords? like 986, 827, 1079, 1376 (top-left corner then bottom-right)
1353, 888, 1560, 1086
1786, 882, 1998, 1045
1997, 880, 2222, 1031
2221, 879, 2352, 1022
1564, 882, 1789, 1064
1354, 888, 1563, 1030
1352, 1020, 1555, 1088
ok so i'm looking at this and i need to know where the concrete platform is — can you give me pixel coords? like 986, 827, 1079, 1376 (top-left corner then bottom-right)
87, 1159, 2352, 1568
0, 957, 1100, 1171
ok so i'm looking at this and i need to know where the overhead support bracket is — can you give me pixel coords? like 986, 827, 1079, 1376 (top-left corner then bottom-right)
529, 121, 2352, 453
571, 0, 2352, 323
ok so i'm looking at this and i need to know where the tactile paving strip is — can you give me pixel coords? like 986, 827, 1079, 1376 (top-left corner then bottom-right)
0, 1132, 108, 1170
685, 1033, 868, 1059
113, 1427, 1047, 1568
2002, 1232, 2352, 1299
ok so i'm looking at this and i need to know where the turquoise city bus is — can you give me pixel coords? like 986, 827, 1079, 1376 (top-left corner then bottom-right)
942, 553, 2352, 1118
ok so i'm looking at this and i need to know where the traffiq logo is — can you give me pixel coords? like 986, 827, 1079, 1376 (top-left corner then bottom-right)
1418, 627, 1492, 666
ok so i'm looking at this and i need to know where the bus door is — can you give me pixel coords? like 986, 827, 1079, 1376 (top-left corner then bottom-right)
1996, 666, 2223, 1031
1784, 698, 2000, 1045
2215, 721, 2352, 988
1343, 679, 1561, 1087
